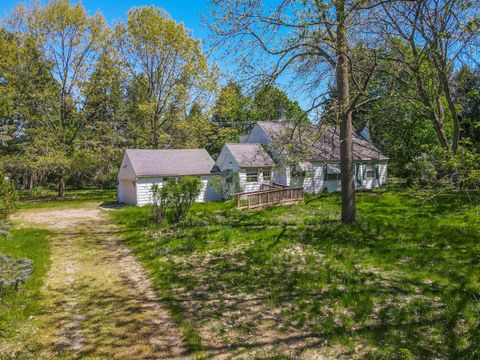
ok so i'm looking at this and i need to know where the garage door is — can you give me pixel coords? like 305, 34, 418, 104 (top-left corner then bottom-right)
121, 180, 137, 205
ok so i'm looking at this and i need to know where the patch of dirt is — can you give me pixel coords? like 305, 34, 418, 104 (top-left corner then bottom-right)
14, 206, 186, 359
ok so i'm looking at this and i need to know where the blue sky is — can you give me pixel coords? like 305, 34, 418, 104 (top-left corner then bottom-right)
0, 1, 211, 38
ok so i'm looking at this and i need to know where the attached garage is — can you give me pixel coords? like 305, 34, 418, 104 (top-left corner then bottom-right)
117, 149, 221, 206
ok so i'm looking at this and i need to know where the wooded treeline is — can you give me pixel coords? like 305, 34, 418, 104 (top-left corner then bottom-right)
0, 0, 479, 206
0, 1, 305, 195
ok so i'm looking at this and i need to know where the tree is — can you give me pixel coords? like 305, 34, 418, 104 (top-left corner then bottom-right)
251, 85, 308, 124
116, 6, 216, 149
376, 0, 480, 154
0, 26, 60, 190
453, 65, 480, 149
212, 80, 251, 136
84, 50, 128, 148
8, 0, 106, 196
0, 171, 18, 220
210, 1, 385, 223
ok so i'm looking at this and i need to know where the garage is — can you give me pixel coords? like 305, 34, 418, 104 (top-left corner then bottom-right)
117, 148, 221, 206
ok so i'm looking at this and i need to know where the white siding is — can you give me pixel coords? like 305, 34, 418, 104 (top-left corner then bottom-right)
118, 152, 138, 204
245, 124, 271, 144
355, 161, 388, 190
134, 175, 219, 206
323, 180, 342, 192
297, 161, 388, 193
238, 168, 272, 193
216, 146, 240, 172
378, 162, 388, 186
300, 162, 326, 193
118, 153, 136, 180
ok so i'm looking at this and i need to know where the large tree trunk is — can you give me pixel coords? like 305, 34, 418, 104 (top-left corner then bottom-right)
438, 70, 460, 154
336, 1, 356, 224
28, 172, 35, 191
58, 171, 65, 197
433, 97, 450, 150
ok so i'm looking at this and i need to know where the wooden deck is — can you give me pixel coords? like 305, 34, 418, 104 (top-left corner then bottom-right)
235, 184, 304, 209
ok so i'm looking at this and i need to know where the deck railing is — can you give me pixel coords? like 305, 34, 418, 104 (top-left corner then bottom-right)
236, 186, 304, 209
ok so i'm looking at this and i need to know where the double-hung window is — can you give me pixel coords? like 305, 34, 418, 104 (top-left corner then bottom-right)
263, 169, 271, 182
246, 170, 258, 183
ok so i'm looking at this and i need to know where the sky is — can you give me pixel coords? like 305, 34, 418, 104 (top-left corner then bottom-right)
0, 0, 314, 110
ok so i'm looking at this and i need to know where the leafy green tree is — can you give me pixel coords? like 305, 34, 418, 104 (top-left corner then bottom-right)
8, 0, 106, 196
169, 102, 213, 150
84, 50, 128, 148
0, 26, 59, 189
453, 65, 480, 149
251, 85, 307, 124
116, 6, 216, 149
377, 0, 479, 154
212, 80, 251, 137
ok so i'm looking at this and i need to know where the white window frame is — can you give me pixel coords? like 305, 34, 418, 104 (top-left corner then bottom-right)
262, 169, 271, 182
366, 170, 375, 179
246, 169, 259, 183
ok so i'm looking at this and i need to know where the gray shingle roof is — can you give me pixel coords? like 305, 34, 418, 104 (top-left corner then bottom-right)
256, 121, 388, 161
125, 149, 215, 177
225, 143, 275, 168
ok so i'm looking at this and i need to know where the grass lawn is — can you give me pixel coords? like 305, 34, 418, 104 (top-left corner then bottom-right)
111, 190, 480, 358
18, 188, 116, 211
0, 227, 51, 357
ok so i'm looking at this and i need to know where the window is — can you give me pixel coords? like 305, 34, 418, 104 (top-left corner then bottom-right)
263, 169, 271, 182
366, 170, 375, 178
324, 164, 341, 181
162, 177, 178, 183
246, 170, 258, 182
326, 173, 340, 181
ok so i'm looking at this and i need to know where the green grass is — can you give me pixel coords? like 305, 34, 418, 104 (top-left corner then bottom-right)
111, 191, 480, 358
18, 188, 116, 210
0, 227, 51, 356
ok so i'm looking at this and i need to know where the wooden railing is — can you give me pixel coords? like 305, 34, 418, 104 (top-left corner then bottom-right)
259, 183, 283, 190
236, 186, 304, 209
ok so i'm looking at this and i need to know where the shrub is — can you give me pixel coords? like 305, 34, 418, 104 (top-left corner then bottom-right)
151, 177, 202, 224
405, 146, 480, 191
210, 171, 241, 200
151, 183, 168, 224
0, 173, 18, 220
0, 254, 34, 296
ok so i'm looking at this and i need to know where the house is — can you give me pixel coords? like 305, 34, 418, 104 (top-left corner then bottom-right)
117, 149, 220, 205
242, 121, 388, 193
215, 143, 275, 193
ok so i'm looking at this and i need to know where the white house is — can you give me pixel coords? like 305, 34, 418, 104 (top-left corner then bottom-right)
117, 149, 220, 206
242, 121, 388, 193
215, 143, 275, 193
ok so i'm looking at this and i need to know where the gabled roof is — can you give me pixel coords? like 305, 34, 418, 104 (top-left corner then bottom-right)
255, 121, 388, 161
225, 143, 275, 168
124, 149, 215, 177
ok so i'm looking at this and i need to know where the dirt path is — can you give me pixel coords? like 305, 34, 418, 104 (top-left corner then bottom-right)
15, 205, 186, 359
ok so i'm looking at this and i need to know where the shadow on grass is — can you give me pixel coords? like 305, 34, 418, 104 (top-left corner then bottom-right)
111, 191, 480, 358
